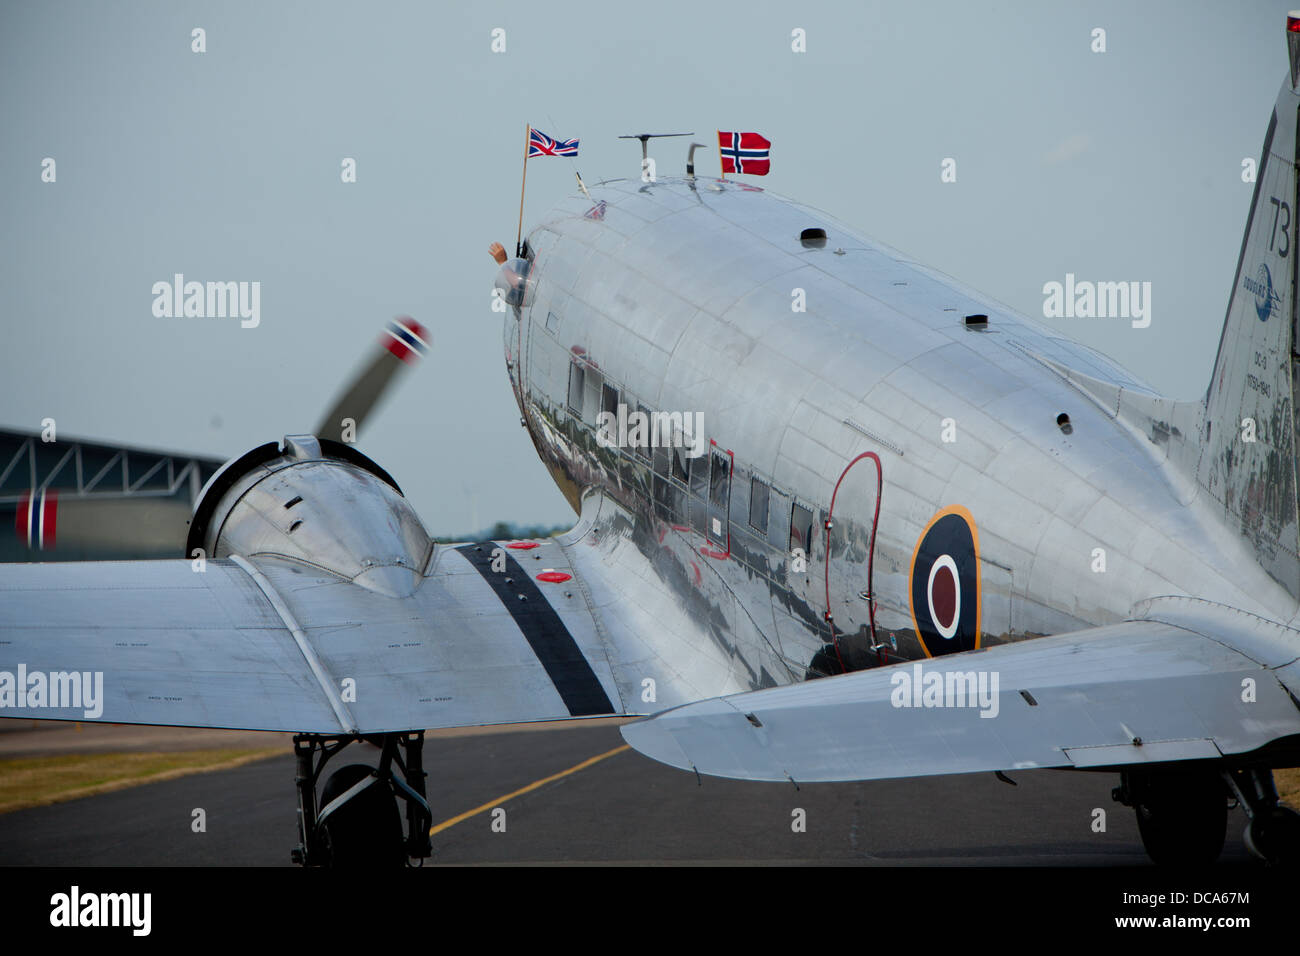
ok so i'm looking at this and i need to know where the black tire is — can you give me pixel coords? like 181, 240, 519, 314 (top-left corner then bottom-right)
318, 764, 406, 868
1133, 768, 1227, 866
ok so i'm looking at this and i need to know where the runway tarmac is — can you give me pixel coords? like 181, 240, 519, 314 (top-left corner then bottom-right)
0, 719, 1259, 865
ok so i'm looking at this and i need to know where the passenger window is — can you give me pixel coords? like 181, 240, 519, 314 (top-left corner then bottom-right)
790, 502, 814, 557
709, 451, 730, 507
635, 403, 652, 461
567, 362, 584, 415
652, 443, 670, 478
671, 444, 689, 484
652, 473, 673, 522
768, 489, 789, 549
749, 477, 769, 533
689, 448, 709, 498
585, 371, 603, 424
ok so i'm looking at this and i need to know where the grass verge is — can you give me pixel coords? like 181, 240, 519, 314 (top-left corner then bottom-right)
1272, 767, 1300, 809
0, 748, 282, 815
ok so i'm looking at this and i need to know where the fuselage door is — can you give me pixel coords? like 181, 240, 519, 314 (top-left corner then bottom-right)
824, 452, 882, 665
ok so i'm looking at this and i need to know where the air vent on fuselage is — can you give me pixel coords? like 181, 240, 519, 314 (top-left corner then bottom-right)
800, 228, 827, 248
964, 313, 989, 327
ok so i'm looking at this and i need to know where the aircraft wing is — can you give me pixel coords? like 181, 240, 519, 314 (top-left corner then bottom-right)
0, 449, 773, 736
620, 610, 1300, 782
0, 542, 633, 733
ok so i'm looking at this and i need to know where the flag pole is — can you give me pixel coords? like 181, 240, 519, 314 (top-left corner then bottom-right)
516, 124, 531, 257
717, 132, 725, 181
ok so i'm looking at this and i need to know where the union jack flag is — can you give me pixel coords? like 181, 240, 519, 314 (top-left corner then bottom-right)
528, 128, 579, 157
718, 131, 771, 176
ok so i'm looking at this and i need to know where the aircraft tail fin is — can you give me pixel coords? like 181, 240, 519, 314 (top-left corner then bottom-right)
1199, 74, 1300, 598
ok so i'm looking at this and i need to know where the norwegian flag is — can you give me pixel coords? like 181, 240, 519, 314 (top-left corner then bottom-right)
528, 128, 579, 157
718, 131, 771, 176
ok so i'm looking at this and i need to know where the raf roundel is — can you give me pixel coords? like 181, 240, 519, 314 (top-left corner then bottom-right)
909, 505, 981, 656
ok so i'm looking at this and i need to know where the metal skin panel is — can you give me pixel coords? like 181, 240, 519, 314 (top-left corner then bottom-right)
619, 621, 1300, 783
253, 548, 619, 732
0, 560, 340, 730
557, 493, 788, 708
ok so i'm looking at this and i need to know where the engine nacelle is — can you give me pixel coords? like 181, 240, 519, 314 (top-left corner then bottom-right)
186, 435, 431, 597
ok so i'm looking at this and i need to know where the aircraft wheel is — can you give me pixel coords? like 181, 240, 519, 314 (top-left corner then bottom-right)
1244, 806, 1300, 865
318, 764, 406, 867
1133, 768, 1226, 866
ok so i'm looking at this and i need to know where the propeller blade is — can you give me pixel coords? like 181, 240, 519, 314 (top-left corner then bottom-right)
1, 318, 428, 562
315, 317, 430, 444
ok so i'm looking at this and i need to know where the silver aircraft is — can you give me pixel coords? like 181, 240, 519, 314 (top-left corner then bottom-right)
7, 19, 1300, 868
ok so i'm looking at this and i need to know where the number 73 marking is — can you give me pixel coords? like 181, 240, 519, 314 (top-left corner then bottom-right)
1269, 196, 1290, 257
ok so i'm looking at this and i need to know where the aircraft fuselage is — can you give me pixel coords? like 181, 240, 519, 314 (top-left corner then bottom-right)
504, 177, 1295, 685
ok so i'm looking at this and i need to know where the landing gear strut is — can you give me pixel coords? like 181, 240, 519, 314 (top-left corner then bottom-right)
1112, 766, 1227, 865
1223, 767, 1300, 865
290, 731, 433, 867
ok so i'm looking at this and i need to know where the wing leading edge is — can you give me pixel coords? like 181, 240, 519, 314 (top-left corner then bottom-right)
620, 618, 1300, 783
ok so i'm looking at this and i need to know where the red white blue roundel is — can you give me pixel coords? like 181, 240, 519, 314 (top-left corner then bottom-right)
909, 505, 980, 656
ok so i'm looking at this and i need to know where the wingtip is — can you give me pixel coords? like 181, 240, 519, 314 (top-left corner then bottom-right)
619, 714, 695, 772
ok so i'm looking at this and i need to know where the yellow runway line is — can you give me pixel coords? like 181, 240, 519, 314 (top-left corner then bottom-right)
429, 743, 630, 836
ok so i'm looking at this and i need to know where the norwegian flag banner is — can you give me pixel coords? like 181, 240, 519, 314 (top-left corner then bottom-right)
717, 131, 771, 176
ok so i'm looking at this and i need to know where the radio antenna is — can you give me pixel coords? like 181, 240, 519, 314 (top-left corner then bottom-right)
617, 132, 694, 168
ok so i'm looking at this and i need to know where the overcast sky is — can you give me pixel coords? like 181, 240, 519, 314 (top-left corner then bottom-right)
1, 0, 1292, 534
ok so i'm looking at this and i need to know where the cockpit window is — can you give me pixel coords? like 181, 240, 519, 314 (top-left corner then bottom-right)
494, 258, 534, 308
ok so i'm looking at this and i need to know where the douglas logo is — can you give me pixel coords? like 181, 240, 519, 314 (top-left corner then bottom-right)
1243, 263, 1282, 321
